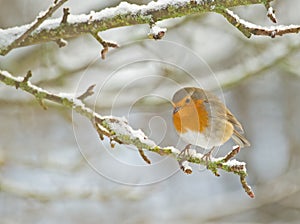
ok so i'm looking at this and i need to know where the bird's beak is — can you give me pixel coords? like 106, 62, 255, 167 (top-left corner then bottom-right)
173, 106, 181, 114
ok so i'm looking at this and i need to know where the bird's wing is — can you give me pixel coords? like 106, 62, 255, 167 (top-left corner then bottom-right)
202, 91, 245, 134
226, 108, 244, 133
192, 89, 245, 133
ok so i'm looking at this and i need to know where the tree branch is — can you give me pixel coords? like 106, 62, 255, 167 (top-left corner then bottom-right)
0, 70, 254, 198
0, 0, 278, 55
0, 0, 68, 55
220, 8, 300, 38
61, 7, 70, 24
77, 84, 96, 101
90, 32, 119, 59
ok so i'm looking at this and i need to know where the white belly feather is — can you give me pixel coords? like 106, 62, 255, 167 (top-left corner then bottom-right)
179, 128, 225, 149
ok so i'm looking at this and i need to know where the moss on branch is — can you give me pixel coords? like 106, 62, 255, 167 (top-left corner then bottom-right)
0, 0, 269, 55
0, 70, 254, 198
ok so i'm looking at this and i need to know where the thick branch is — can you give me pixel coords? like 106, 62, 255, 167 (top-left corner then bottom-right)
0, 70, 254, 198
0, 0, 269, 55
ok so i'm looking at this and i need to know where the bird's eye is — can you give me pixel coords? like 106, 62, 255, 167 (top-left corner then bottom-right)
185, 98, 191, 104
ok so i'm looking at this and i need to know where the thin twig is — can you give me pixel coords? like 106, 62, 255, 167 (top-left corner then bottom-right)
55, 38, 68, 47
240, 176, 255, 198
223, 145, 240, 162
23, 70, 33, 83
77, 84, 96, 101
179, 160, 193, 174
91, 32, 119, 59
220, 9, 300, 38
138, 148, 151, 164
266, 6, 277, 23
61, 7, 70, 24
1, 0, 68, 55
264, 1, 277, 23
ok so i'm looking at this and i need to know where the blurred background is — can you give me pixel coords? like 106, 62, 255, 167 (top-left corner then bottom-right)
1, 0, 300, 223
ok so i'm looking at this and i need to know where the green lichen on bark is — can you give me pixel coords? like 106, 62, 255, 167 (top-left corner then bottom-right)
0, 0, 270, 55
35, 91, 48, 100
0, 70, 254, 198
61, 98, 74, 107
2, 77, 16, 86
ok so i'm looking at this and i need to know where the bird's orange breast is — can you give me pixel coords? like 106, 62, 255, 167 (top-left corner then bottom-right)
173, 100, 209, 134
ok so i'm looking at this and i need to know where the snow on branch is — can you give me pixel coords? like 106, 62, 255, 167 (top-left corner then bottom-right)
0, 70, 254, 198
148, 25, 167, 40
221, 8, 300, 38
2, 0, 295, 56
0, 0, 68, 55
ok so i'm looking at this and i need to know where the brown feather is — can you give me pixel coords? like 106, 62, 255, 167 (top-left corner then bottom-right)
226, 109, 244, 133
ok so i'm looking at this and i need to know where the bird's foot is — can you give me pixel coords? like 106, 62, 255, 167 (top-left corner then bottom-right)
178, 144, 192, 159
201, 147, 215, 166
178, 144, 193, 174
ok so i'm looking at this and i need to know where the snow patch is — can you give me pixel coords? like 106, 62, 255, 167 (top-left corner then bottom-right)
224, 159, 246, 172
105, 117, 156, 147
149, 25, 167, 35
180, 160, 192, 174
0, 70, 24, 82
0, 0, 197, 48
164, 146, 181, 154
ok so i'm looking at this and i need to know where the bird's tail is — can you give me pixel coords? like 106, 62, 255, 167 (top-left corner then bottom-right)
232, 130, 251, 148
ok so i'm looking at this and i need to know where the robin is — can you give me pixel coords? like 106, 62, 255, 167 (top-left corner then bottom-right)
172, 87, 250, 158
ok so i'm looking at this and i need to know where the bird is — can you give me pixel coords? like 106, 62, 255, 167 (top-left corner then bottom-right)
171, 87, 250, 158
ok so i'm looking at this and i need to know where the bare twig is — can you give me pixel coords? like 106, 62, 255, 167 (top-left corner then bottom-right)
240, 176, 255, 198
138, 148, 151, 164
179, 160, 193, 174
220, 9, 300, 38
37, 99, 48, 110
91, 32, 119, 59
23, 70, 33, 83
61, 7, 70, 24
55, 38, 68, 47
0, 70, 254, 198
266, 6, 277, 23
264, 1, 277, 23
1, 0, 68, 55
77, 84, 96, 101
223, 145, 240, 162
101, 41, 119, 60
15, 70, 32, 89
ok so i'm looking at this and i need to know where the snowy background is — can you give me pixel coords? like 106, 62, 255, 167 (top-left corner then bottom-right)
1, 0, 300, 223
